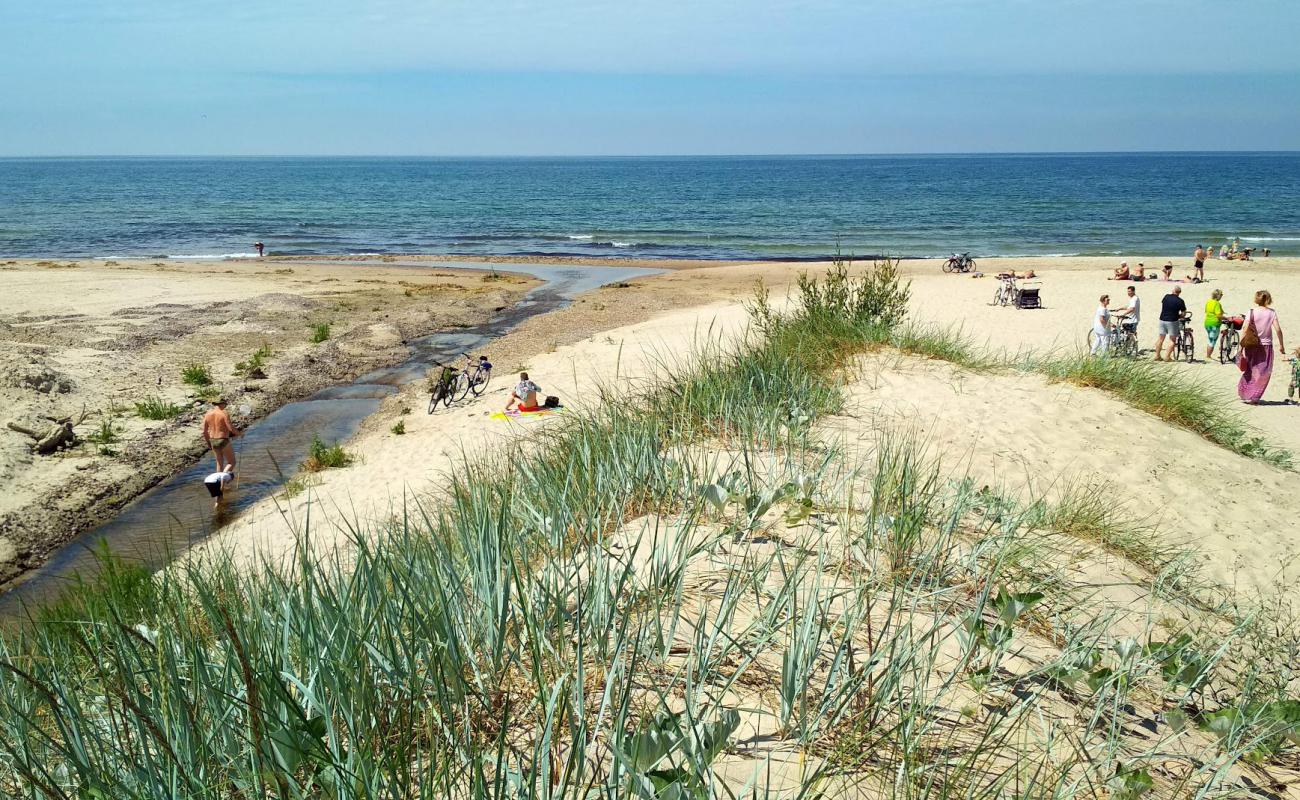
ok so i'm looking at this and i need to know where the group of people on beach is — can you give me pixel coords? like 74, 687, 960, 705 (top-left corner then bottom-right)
1092, 278, 1289, 404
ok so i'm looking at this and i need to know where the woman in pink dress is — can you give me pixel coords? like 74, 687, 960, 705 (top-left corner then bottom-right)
1238, 290, 1286, 404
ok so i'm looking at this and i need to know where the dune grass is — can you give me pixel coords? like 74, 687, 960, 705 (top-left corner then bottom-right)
134, 396, 187, 420
0, 262, 1296, 798
302, 435, 353, 471
1036, 353, 1293, 468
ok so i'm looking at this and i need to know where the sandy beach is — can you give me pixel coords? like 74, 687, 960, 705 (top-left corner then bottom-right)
163, 253, 1300, 601
0, 257, 536, 587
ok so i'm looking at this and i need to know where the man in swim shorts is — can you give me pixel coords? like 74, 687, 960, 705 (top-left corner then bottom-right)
1193, 244, 1206, 282
201, 396, 239, 472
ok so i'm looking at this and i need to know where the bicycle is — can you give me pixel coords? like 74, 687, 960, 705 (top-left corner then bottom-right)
427, 363, 460, 413
454, 353, 493, 400
943, 252, 976, 273
990, 273, 1017, 307
1217, 315, 1242, 365
1171, 314, 1196, 362
1288, 356, 1299, 402
1086, 319, 1138, 358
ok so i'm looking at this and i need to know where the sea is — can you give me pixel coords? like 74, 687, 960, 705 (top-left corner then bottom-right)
1, 153, 1298, 261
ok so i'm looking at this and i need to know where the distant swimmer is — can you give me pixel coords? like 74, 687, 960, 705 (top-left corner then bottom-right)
254, 241, 264, 257
203, 464, 235, 510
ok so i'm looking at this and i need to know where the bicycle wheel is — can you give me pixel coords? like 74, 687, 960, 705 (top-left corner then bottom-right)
1086, 329, 1096, 352
1220, 329, 1239, 363
1119, 333, 1137, 358
470, 368, 491, 396
966, 259, 977, 273
428, 387, 442, 414
1175, 330, 1194, 361
942, 259, 954, 273
452, 371, 472, 402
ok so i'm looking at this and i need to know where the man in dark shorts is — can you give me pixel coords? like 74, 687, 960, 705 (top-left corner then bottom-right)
1192, 244, 1206, 282
201, 397, 239, 471
1154, 285, 1187, 361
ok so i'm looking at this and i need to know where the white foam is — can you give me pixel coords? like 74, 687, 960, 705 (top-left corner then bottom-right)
612, 241, 633, 248
566, 234, 594, 240
1242, 237, 1300, 243
167, 253, 262, 260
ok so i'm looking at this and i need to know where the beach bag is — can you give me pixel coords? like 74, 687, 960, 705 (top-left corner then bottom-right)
544, 395, 560, 408
1240, 310, 1261, 349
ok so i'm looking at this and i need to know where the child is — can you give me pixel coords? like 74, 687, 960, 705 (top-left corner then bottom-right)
203, 463, 235, 510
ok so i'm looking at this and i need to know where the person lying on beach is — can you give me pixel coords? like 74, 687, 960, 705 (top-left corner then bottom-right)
506, 372, 543, 412
203, 464, 235, 510
997, 270, 1038, 280
201, 397, 239, 472
1110, 262, 1130, 280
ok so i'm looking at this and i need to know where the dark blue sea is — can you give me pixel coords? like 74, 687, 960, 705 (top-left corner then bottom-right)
1, 153, 1298, 260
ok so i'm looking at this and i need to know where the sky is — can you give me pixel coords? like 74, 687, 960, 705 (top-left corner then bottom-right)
2, 0, 1299, 155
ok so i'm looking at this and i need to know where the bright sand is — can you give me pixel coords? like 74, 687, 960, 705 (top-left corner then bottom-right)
186, 255, 1300, 600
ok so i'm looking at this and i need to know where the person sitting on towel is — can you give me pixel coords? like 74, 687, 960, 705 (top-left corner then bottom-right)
506, 372, 543, 412
203, 464, 235, 510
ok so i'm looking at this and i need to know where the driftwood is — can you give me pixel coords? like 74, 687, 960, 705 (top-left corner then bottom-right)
6, 407, 88, 455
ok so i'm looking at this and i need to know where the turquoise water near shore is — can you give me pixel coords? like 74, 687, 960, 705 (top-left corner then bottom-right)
1, 153, 1298, 260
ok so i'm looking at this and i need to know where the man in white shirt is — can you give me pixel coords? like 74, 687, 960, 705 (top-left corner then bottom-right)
1116, 285, 1140, 335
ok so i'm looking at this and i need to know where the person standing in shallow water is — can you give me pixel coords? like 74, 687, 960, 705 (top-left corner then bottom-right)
254, 241, 264, 257
1238, 290, 1286, 404
201, 397, 239, 472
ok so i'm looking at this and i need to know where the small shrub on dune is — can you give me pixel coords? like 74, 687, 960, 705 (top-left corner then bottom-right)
302, 434, 352, 471
180, 363, 213, 387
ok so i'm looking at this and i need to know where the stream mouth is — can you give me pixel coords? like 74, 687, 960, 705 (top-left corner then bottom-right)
1, 260, 662, 618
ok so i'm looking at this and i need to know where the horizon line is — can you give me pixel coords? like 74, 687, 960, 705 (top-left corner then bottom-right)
3, 149, 1300, 160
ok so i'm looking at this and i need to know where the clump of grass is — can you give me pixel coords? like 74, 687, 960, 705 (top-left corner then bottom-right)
302, 434, 352, 471
84, 417, 120, 445
134, 396, 186, 420
233, 344, 273, 375
310, 323, 331, 343
180, 363, 213, 387
1034, 481, 1163, 570
891, 323, 1001, 371
1037, 353, 1293, 468
391, 420, 405, 435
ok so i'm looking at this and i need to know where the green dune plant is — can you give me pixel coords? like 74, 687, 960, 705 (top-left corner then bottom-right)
134, 396, 186, 420
180, 362, 213, 387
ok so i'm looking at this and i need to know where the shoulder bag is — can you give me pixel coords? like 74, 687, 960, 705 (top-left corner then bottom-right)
1240, 309, 1261, 349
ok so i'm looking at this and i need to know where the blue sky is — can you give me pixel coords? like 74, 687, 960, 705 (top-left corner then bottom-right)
2, 0, 1299, 155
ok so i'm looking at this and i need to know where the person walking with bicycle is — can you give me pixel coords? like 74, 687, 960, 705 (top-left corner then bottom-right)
1204, 288, 1225, 360
1091, 294, 1112, 355
1154, 285, 1186, 361
1116, 285, 1140, 336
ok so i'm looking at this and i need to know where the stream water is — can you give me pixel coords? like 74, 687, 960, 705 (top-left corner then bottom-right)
0, 260, 662, 617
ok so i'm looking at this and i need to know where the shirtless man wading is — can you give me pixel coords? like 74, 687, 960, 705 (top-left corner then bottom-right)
202, 397, 240, 472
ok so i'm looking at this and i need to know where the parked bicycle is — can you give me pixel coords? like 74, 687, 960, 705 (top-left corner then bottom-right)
1217, 314, 1243, 365
452, 353, 493, 402
1288, 356, 1299, 402
428, 363, 460, 413
991, 273, 1017, 307
943, 252, 976, 273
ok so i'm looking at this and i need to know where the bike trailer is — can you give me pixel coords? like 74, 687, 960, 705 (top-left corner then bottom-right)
1015, 282, 1043, 309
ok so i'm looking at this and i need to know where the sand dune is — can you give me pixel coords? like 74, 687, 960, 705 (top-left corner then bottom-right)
193, 254, 1300, 601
